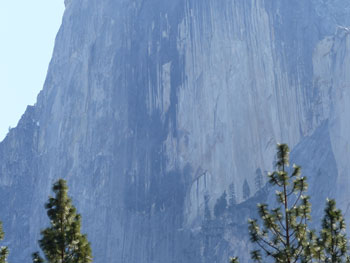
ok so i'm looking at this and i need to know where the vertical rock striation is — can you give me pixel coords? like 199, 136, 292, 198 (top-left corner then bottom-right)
1, 0, 350, 262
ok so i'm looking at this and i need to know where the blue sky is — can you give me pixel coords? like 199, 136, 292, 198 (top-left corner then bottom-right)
0, 1, 65, 141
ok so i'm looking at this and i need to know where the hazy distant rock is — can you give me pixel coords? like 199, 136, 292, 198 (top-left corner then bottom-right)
1, 0, 350, 262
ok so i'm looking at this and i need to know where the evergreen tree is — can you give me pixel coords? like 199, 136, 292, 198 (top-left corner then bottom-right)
230, 144, 350, 263
232, 144, 313, 263
320, 199, 349, 263
243, 179, 251, 200
254, 168, 263, 191
214, 191, 227, 218
0, 222, 9, 263
228, 183, 237, 208
249, 144, 313, 263
33, 179, 92, 263
204, 194, 211, 221
230, 257, 239, 263
202, 194, 213, 263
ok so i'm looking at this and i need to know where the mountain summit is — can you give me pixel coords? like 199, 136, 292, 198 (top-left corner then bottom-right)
1, 0, 350, 262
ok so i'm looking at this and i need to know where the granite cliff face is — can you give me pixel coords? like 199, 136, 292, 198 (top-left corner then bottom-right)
1, 0, 350, 262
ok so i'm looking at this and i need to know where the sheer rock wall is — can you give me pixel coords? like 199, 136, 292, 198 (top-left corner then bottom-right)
1, 0, 350, 262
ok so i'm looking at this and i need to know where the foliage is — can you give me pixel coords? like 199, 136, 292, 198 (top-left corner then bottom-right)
230, 144, 350, 263
232, 144, 313, 263
228, 183, 237, 208
230, 256, 239, 263
33, 179, 92, 263
243, 179, 251, 200
0, 222, 8, 263
204, 194, 212, 221
214, 191, 227, 218
320, 199, 350, 263
254, 168, 264, 191
248, 144, 312, 263
32, 252, 45, 263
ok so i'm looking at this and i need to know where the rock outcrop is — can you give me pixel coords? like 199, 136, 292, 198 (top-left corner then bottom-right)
1, 0, 350, 262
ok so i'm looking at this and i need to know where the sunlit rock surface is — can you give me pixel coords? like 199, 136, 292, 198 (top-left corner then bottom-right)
1, 0, 350, 262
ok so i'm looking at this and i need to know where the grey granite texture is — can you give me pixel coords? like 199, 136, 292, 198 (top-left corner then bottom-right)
1, 0, 350, 262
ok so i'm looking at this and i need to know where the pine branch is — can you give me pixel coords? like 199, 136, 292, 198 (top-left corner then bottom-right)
275, 214, 287, 232
287, 183, 297, 197
256, 234, 282, 252
265, 218, 287, 245
292, 191, 303, 209
255, 238, 280, 256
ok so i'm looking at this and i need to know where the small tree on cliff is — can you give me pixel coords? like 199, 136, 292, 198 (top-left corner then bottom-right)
214, 191, 228, 218
0, 222, 9, 263
32, 179, 92, 263
243, 179, 251, 200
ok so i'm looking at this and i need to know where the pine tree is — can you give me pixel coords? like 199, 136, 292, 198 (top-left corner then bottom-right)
231, 144, 313, 263
230, 257, 239, 263
204, 194, 211, 221
0, 222, 9, 263
214, 191, 228, 218
320, 199, 349, 263
230, 144, 350, 263
228, 183, 237, 208
254, 168, 263, 191
243, 179, 251, 200
32, 179, 92, 263
249, 144, 313, 263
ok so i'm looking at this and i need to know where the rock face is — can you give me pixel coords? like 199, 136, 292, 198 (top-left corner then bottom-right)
1, 0, 350, 262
